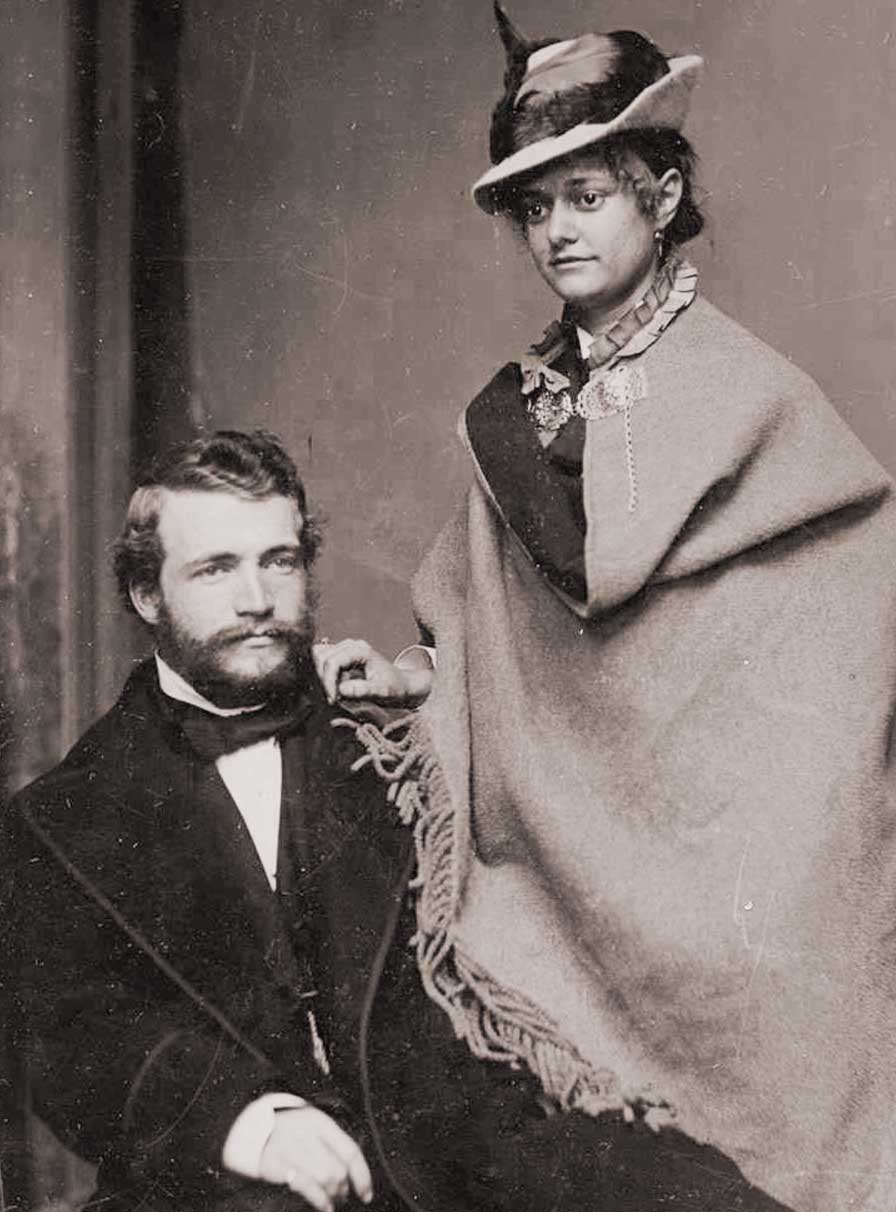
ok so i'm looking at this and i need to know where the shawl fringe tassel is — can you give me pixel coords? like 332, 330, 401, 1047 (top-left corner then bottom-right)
332, 714, 677, 1130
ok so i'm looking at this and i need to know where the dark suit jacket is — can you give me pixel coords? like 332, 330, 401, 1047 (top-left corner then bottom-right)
1, 661, 791, 1212
1, 660, 411, 1210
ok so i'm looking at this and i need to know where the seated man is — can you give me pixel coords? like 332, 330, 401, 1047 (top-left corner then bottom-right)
2, 430, 384, 1211
2, 429, 789, 1212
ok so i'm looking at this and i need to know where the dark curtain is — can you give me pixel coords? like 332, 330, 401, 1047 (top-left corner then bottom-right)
1, 3, 195, 1208
132, 0, 197, 470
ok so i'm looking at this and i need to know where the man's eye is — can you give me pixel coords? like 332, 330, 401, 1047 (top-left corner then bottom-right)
269, 554, 299, 571
194, 563, 226, 580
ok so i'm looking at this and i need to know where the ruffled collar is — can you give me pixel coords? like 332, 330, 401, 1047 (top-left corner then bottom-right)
520, 258, 699, 410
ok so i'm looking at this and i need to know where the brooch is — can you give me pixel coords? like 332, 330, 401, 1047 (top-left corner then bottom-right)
527, 388, 574, 431
575, 363, 647, 421
520, 332, 574, 434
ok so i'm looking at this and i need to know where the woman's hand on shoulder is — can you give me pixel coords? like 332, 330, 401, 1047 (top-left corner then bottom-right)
313, 638, 433, 709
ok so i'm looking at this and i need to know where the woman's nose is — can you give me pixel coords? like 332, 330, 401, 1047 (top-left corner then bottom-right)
546, 201, 578, 245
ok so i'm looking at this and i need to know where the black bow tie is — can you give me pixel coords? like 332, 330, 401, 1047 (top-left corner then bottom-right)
160, 692, 314, 761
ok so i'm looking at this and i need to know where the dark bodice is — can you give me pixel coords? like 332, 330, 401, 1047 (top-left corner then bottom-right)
464, 338, 591, 602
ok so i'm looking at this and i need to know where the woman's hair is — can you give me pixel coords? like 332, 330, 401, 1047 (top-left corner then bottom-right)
503, 129, 703, 251
490, 29, 704, 250
113, 429, 322, 614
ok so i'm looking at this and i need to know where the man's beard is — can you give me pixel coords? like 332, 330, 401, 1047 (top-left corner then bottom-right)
155, 599, 318, 709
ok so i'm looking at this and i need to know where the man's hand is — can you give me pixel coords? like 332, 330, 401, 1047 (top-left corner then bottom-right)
259, 1106, 372, 1211
313, 638, 432, 709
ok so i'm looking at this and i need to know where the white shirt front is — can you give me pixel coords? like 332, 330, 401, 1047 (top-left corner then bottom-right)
155, 655, 308, 1172
155, 655, 282, 890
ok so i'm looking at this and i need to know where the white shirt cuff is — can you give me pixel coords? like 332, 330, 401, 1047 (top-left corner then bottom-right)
221, 1092, 307, 1178
394, 644, 437, 670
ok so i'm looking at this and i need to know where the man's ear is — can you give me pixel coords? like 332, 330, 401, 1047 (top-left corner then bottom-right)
129, 582, 161, 626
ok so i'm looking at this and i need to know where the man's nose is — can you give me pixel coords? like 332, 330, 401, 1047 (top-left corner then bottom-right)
547, 201, 578, 245
233, 566, 273, 615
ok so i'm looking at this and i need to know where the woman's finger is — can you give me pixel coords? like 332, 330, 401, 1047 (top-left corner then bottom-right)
335, 676, 376, 699
313, 639, 369, 701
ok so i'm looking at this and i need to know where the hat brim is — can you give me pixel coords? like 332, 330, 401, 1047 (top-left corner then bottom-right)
472, 54, 704, 214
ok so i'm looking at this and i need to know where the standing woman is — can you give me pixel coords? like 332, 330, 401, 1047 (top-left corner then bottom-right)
319, 8, 896, 1210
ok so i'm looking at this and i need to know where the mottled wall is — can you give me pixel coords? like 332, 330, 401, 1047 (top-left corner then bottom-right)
183, 0, 896, 656
0, 1, 70, 797
2, 5, 105, 1209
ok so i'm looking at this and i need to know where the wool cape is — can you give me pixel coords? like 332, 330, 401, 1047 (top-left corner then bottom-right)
370, 293, 896, 1212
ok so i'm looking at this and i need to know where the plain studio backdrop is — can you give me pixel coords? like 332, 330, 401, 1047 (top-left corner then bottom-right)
2, 0, 895, 775
182, 0, 896, 654
0, 3, 894, 1206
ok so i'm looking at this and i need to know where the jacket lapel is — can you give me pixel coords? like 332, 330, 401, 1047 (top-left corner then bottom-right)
20, 665, 425, 1103
23, 664, 313, 1052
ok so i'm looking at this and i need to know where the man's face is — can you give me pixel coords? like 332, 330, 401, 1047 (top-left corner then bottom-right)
132, 488, 314, 706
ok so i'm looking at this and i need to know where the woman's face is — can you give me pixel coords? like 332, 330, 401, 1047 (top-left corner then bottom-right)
519, 153, 667, 330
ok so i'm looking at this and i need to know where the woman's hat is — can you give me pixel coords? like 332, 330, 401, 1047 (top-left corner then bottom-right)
472, 5, 703, 214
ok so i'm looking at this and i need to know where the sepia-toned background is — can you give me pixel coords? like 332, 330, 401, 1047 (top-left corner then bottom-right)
2, 0, 895, 1206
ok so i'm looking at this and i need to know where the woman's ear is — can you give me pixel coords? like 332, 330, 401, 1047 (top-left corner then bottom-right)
654, 167, 684, 232
129, 582, 161, 626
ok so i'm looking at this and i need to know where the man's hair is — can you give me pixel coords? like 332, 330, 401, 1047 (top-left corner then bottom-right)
113, 429, 322, 614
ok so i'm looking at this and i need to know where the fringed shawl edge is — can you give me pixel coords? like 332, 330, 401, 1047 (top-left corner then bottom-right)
333, 713, 677, 1128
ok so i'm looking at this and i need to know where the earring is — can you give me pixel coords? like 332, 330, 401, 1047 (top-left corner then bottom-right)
653, 230, 665, 260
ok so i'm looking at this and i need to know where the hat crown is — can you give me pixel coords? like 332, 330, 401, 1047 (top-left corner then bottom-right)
489, 21, 676, 166
509, 34, 672, 161
515, 34, 620, 107
476, 14, 703, 213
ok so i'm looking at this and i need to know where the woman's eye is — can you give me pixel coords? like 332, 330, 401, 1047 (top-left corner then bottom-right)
577, 190, 604, 209
522, 199, 546, 224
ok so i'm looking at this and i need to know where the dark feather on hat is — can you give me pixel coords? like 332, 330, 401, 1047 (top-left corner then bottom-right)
494, 0, 527, 66
489, 3, 562, 163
